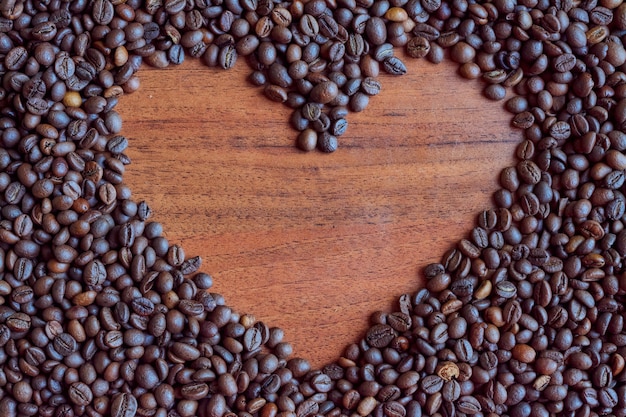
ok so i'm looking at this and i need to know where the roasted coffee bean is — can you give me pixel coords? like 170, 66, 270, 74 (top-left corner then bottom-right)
437, 362, 460, 381
331, 118, 348, 136
361, 77, 382, 96
456, 396, 481, 414
131, 297, 155, 315
7, 312, 31, 331
421, 375, 444, 394
110, 392, 138, 417
407, 36, 430, 58
219, 45, 238, 69
387, 312, 411, 332
310, 81, 338, 104
92, 0, 114, 24
442, 380, 461, 402
383, 57, 407, 75
366, 324, 396, 348
318, 132, 338, 152
366, 17, 387, 45
53, 333, 77, 356
68, 382, 93, 406
243, 327, 263, 351
170, 341, 201, 361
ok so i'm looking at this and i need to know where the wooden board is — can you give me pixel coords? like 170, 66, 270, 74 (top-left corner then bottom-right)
119, 55, 519, 368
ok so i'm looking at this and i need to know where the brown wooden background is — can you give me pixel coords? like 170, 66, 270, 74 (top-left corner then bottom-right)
119, 55, 520, 368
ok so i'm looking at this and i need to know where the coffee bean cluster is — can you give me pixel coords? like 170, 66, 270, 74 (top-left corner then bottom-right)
0, 0, 626, 415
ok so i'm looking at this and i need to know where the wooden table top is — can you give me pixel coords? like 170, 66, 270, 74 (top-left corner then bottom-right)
119, 55, 520, 368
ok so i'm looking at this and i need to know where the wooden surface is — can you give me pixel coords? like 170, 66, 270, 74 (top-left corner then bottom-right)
119, 55, 520, 368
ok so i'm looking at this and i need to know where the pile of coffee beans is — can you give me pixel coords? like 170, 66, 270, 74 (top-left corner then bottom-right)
1, 0, 626, 415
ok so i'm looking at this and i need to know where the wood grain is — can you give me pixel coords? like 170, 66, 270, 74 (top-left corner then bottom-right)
118, 55, 521, 368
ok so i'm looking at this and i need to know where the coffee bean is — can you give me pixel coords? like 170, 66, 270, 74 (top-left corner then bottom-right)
92, 0, 114, 25
437, 362, 460, 381
421, 375, 444, 394
383, 401, 406, 417
68, 382, 93, 406
83, 258, 107, 286
219, 44, 237, 69
7, 312, 30, 332
110, 392, 138, 417
366, 324, 396, 348
407, 36, 430, 58
361, 77, 382, 96
456, 396, 481, 414
170, 341, 201, 361
297, 129, 317, 151
495, 281, 517, 299
387, 312, 411, 332
512, 344, 536, 363
343, 91, 366, 113
53, 332, 77, 356
181, 382, 210, 400
592, 364, 613, 388
331, 118, 348, 136
318, 132, 338, 152
297, 399, 320, 417
310, 81, 338, 104
383, 57, 407, 75
517, 160, 541, 184
366, 17, 387, 45
265, 85, 288, 102
240, 327, 261, 351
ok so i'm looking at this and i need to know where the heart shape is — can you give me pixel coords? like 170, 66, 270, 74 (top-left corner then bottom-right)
119, 58, 517, 367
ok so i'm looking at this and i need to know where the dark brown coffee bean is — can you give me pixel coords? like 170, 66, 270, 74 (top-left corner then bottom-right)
484, 84, 506, 101
299, 15, 319, 37
68, 382, 93, 406
553, 53, 576, 72
170, 341, 201, 361
131, 297, 155, 315
421, 375, 444, 394
297, 129, 317, 151
297, 399, 320, 417
350, 92, 369, 112
110, 392, 138, 417
366, 17, 387, 45
366, 324, 396, 348
181, 382, 210, 400
383, 401, 406, 417
387, 312, 411, 332
219, 44, 237, 69
135, 364, 159, 389
5, 47, 28, 70
6, 312, 30, 332
92, 0, 114, 25
264, 85, 288, 102
383, 57, 407, 75
360, 77, 382, 96
517, 160, 541, 184
456, 396, 481, 414
53, 333, 77, 356
347, 34, 366, 57
318, 132, 338, 152
310, 81, 338, 104
592, 364, 613, 388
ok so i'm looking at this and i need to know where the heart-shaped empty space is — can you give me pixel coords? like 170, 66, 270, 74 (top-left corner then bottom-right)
120, 56, 518, 368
